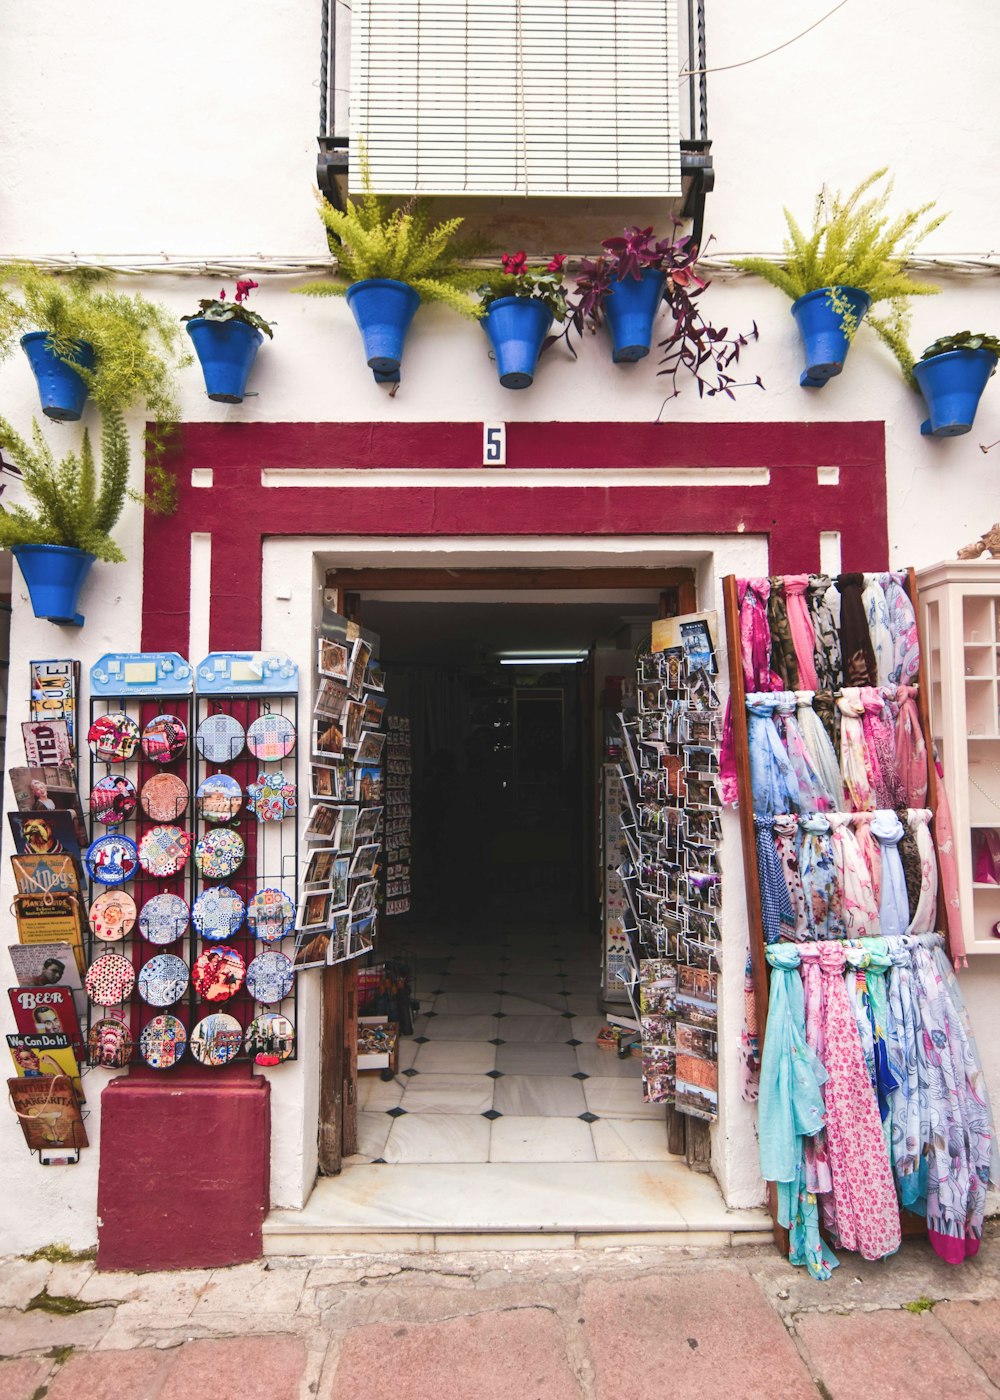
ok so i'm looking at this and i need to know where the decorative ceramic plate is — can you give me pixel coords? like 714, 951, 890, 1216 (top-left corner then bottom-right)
86, 834, 139, 886
88, 712, 141, 763
140, 772, 189, 822
189, 1013, 243, 1067
194, 828, 245, 880
244, 1012, 295, 1065
138, 825, 192, 878
89, 774, 137, 825
195, 773, 243, 824
139, 1014, 187, 1069
191, 945, 246, 1002
137, 953, 189, 1007
138, 892, 189, 945
246, 888, 296, 943
246, 951, 293, 1005
140, 713, 188, 764
89, 889, 137, 943
85, 952, 135, 1006
88, 1017, 133, 1068
246, 771, 297, 822
192, 886, 246, 942
195, 713, 246, 765
246, 713, 296, 762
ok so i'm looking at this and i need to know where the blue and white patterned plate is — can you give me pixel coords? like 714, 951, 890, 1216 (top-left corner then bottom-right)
246, 713, 296, 763
246, 888, 296, 943
138, 892, 189, 945
192, 885, 246, 942
246, 950, 294, 1005
139, 1014, 187, 1070
195, 712, 246, 765
194, 828, 245, 880
137, 953, 189, 1007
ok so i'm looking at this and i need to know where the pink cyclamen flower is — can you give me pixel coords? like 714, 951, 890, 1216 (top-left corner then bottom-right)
218, 288, 226, 300
546, 254, 567, 273
502, 251, 528, 276
235, 278, 259, 304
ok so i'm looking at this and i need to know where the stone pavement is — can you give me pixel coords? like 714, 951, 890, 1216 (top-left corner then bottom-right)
3, 1227, 1000, 1399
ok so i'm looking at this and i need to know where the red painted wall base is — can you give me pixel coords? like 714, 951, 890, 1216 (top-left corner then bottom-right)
96, 1072, 270, 1272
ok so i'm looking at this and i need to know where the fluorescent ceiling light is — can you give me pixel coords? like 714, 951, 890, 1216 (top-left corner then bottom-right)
498, 656, 587, 666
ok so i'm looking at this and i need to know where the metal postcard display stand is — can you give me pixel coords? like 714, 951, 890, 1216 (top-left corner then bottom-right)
85, 652, 299, 1070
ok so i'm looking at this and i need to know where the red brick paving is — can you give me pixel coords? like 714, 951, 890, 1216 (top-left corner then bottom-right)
0, 1357, 51, 1400
45, 1347, 173, 1400
795, 1309, 994, 1399
934, 1300, 1000, 1387
581, 1270, 816, 1400
160, 1336, 308, 1400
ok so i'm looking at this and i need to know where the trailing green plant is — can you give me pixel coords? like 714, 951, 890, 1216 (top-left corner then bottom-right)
477, 252, 570, 321
0, 411, 132, 562
733, 169, 946, 378
295, 154, 487, 318
919, 331, 1000, 364
181, 278, 274, 337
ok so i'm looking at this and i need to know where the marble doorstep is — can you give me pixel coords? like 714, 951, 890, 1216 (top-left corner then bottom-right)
263, 1163, 771, 1251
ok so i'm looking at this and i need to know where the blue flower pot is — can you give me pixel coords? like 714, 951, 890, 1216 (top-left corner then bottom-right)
912, 348, 997, 437
603, 268, 667, 363
790, 286, 871, 388
12, 544, 96, 627
186, 318, 264, 403
20, 332, 95, 422
344, 279, 421, 375
483, 297, 554, 389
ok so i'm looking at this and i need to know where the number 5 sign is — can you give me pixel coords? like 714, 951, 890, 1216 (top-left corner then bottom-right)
482, 423, 506, 466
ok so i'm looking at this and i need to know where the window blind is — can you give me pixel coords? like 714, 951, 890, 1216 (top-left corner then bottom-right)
350, 0, 681, 197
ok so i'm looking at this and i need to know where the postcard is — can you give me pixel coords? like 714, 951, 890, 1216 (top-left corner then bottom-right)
303, 803, 339, 843
355, 806, 383, 842
314, 677, 350, 719
324, 911, 352, 966
301, 845, 339, 893
650, 611, 719, 676
365, 665, 385, 694
330, 856, 350, 908
355, 730, 385, 764
348, 640, 373, 701
343, 701, 366, 749
336, 805, 359, 852
349, 879, 378, 917
293, 926, 333, 970
317, 636, 350, 683
349, 842, 380, 879
296, 890, 335, 932
309, 763, 342, 802
357, 765, 383, 803
363, 693, 387, 728
312, 715, 345, 761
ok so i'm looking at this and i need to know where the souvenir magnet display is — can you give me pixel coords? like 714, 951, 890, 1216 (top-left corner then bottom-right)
246, 771, 297, 821
138, 892, 189, 945
191, 945, 246, 1002
85, 952, 136, 1006
195, 712, 245, 764
86, 834, 139, 886
89, 774, 137, 825
138, 953, 189, 1007
194, 828, 245, 880
195, 773, 242, 823
246, 713, 296, 762
88, 1017, 133, 1068
245, 1012, 295, 1065
246, 888, 296, 943
138, 825, 193, 878
140, 713, 188, 764
139, 1014, 187, 1069
88, 712, 141, 763
192, 886, 246, 942
189, 1012, 243, 1066
89, 888, 137, 942
140, 772, 189, 822
246, 950, 294, 1004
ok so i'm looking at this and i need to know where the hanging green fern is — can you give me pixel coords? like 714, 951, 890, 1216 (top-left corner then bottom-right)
295, 150, 488, 318
0, 411, 131, 562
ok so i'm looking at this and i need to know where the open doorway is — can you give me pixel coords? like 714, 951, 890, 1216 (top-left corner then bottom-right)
334, 573, 690, 1169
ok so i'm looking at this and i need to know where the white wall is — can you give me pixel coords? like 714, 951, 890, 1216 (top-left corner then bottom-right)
1, 1, 1000, 1251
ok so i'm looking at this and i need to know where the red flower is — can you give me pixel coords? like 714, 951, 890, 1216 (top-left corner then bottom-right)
218, 288, 226, 300
546, 254, 567, 273
235, 278, 259, 304
502, 251, 528, 276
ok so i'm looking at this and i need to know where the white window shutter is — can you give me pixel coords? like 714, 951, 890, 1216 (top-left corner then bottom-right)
350, 0, 681, 197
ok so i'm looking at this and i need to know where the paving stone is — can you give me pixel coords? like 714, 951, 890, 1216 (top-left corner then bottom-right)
0, 1258, 50, 1308
582, 1270, 815, 1400
191, 1263, 306, 1315
45, 1346, 174, 1400
0, 1304, 115, 1355
160, 1335, 308, 1400
926, 1300, 1000, 1388
0, 1357, 52, 1400
326, 1306, 581, 1400
46, 1260, 97, 1298
78, 1266, 212, 1312
795, 1309, 993, 1398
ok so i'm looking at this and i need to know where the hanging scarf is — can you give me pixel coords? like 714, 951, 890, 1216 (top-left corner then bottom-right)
768, 576, 800, 689
808, 574, 842, 695
721, 578, 780, 806
837, 689, 875, 811
906, 809, 939, 935
862, 574, 894, 687
795, 691, 846, 811
836, 573, 878, 686
886, 938, 924, 1207
798, 815, 841, 939
818, 942, 902, 1260
755, 815, 795, 943
798, 944, 836, 1229
896, 814, 922, 924
813, 688, 840, 756
827, 814, 879, 938
848, 942, 900, 1156
881, 572, 921, 687
741, 953, 760, 1103
774, 693, 830, 813
894, 684, 929, 807
930, 747, 966, 966
746, 694, 800, 815
871, 810, 910, 939
784, 575, 819, 690
773, 814, 809, 939
760, 944, 838, 1280
853, 813, 883, 908
861, 687, 905, 809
